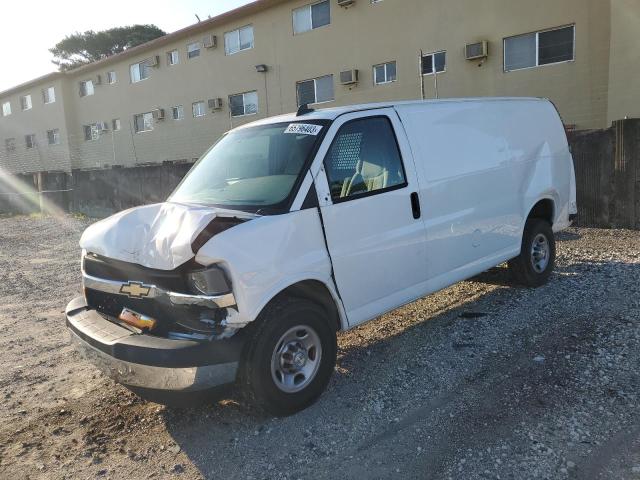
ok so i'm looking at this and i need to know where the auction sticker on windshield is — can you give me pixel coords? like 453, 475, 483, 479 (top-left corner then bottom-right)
284, 124, 323, 136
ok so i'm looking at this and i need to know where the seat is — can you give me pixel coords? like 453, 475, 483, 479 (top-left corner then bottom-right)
340, 139, 390, 198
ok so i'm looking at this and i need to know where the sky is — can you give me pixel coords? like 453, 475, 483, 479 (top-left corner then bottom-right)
0, 0, 255, 92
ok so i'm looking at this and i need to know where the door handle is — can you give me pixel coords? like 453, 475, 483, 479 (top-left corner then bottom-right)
410, 192, 421, 219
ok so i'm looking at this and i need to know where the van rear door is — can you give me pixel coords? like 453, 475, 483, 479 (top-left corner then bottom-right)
313, 109, 428, 327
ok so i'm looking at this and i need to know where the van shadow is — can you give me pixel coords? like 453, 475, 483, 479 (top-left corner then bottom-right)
159, 257, 637, 478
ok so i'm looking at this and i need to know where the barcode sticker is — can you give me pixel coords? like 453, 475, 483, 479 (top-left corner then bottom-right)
284, 123, 323, 136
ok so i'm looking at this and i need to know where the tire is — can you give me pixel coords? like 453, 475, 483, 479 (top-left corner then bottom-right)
508, 218, 556, 287
239, 297, 337, 416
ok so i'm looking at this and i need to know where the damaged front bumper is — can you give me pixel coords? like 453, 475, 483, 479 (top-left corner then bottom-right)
65, 297, 245, 394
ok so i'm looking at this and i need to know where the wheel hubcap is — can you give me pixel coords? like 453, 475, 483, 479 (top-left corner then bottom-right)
271, 326, 322, 393
530, 233, 550, 273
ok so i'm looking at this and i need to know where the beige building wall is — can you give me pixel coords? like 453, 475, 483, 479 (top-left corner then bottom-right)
0, 0, 635, 176
607, 0, 640, 124
0, 75, 72, 174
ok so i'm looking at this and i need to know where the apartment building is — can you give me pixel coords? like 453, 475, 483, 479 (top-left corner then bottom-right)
0, 0, 638, 177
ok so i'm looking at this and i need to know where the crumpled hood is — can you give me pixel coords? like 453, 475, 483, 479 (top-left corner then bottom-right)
80, 202, 251, 270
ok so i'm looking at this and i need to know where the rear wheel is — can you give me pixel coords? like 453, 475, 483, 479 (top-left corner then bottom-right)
240, 297, 337, 416
508, 218, 556, 287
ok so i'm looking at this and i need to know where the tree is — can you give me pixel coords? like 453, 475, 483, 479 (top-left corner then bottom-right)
50, 25, 166, 71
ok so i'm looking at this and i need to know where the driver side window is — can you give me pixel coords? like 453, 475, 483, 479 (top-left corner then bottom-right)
324, 116, 407, 202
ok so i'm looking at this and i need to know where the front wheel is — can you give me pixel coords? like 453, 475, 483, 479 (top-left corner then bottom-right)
240, 297, 337, 416
508, 218, 556, 287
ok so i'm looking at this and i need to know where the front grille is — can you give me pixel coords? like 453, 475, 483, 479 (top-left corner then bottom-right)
83, 254, 226, 335
84, 254, 189, 293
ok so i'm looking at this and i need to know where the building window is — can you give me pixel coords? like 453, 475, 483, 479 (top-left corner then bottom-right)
224, 25, 254, 55
293, 0, 330, 34
43, 87, 56, 104
374, 61, 397, 85
107, 71, 117, 84
192, 101, 206, 118
5, 138, 15, 152
421, 51, 446, 75
133, 113, 154, 133
130, 61, 150, 83
79, 80, 94, 97
296, 75, 334, 106
229, 91, 258, 117
172, 105, 184, 120
187, 42, 201, 59
25, 134, 36, 149
47, 129, 60, 145
21, 95, 32, 111
1, 101, 10, 116
112, 119, 121, 131
84, 124, 100, 141
504, 25, 575, 72
167, 49, 179, 65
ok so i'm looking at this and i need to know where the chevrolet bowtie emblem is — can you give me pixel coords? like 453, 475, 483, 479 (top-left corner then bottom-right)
119, 281, 152, 299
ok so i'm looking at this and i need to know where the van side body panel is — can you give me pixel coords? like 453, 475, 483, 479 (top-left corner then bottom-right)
395, 98, 572, 291
195, 208, 347, 329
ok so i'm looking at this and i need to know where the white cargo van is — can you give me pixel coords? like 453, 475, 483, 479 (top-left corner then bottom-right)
67, 98, 577, 415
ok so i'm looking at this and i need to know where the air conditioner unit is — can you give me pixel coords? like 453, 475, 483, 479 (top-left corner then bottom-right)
94, 74, 102, 85
465, 41, 488, 60
146, 55, 160, 67
208, 98, 223, 110
337, 0, 356, 7
340, 69, 359, 85
153, 108, 165, 120
97, 122, 109, 131
203, 35, 217, 49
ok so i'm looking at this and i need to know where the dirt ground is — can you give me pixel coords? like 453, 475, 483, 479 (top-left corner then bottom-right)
0, 214, 639, 480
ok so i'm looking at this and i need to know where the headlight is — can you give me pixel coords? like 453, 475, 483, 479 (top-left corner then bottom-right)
187, 265, 231, 296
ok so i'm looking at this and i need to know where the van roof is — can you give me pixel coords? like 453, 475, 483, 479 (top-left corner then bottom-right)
234, 97, 549, 130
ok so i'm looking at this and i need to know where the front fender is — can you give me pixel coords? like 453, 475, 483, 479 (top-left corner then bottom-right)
195, 209, 342, 327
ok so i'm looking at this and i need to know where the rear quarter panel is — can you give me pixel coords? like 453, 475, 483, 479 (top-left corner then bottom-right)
395, 98, 573, 281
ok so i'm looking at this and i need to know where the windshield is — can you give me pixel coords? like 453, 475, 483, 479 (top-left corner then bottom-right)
169, 121, 328, 211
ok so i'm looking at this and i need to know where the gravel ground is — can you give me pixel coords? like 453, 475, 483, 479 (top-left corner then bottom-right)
0, 214, 639, 480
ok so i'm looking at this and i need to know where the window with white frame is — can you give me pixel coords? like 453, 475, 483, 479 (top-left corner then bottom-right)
43, 87, 55, 104
374, 61, 397, 85
187, 42, 201, 59
293, 0, 330, 34
167, 49, 179, 65
421, 51, 446, 75
172, 105, 184, 120
229, 91, 258, 117
5, 138, 15, 152
133, 113, 154, 133
504, 25, 575, 72
2, 101, 11, 116
84, 124, 100, 141
25, 134, 36, 149
130, 61, 150, 83
107, 71, 117, 84
296, 75, 334, 106
47, 129, 60, 145
224, 25, 254, 55
192, 101, 206, 118
21, 95, 32, 111
112, 119, 121, 131
79, 80, 94, 97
